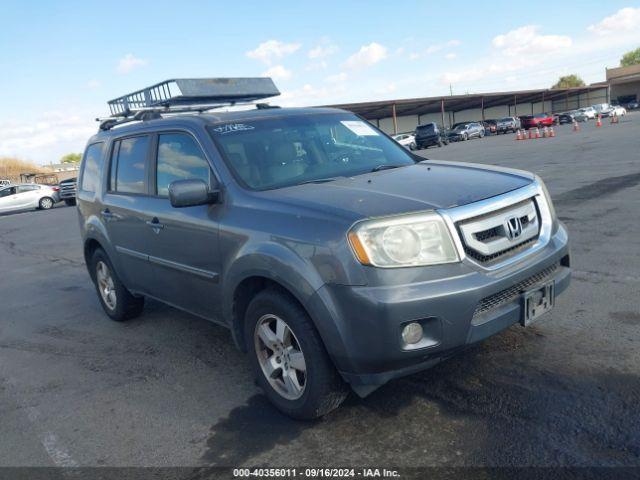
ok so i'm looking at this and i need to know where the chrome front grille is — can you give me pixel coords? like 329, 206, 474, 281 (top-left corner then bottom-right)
456, 198, 540, 265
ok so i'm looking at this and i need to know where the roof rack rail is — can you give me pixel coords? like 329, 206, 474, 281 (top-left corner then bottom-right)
106, 76, 279, 114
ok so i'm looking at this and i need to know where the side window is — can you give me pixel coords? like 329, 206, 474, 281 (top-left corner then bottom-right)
156, 133, 211, 197
113, 136, 149, 194
17, 185, 39, 193
80, 142, 105, 193
0, 187, 16, 197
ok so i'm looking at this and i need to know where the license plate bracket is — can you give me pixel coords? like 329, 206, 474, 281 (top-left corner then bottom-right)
521, 281, 555, 326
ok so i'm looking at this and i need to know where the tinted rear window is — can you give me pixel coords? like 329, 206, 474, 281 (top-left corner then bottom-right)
112, 136, 149, 194
80, 142, 105, 193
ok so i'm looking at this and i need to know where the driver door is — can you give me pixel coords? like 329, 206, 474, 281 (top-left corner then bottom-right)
140, 131, 222, 320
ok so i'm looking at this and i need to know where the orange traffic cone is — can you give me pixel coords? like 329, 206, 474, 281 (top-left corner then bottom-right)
573, 121, 580, 132
543, 126, 549, 138
596, 114, 602, 127
528, 129, 534, 139
516, 129, 523, 140
535, 127, 541, 139
611, 114, 619, 124
549, 127, 555, 137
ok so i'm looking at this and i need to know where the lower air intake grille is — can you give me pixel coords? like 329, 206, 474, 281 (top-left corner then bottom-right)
473, 262, 559, 318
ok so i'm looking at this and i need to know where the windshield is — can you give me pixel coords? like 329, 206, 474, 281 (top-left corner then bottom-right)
416, 124, 436, 133
208, 113, 416, 190
499, 117, 512, 122
453, 124, 468, 131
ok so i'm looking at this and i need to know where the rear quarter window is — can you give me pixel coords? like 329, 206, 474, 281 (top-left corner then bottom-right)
80, 142, 105, 193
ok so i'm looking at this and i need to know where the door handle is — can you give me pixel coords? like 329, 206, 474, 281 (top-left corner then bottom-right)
101, 209, 118, 221
146, 217, 165, 232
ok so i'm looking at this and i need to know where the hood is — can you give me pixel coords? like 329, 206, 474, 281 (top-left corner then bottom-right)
263, 161, 533, 221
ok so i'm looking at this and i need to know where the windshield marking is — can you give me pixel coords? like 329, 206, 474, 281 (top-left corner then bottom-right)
211, 123, 256, 134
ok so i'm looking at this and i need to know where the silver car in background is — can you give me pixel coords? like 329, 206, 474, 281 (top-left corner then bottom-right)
0, 183, 60, 213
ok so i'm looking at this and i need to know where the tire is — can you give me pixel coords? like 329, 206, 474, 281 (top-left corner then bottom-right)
64, 198, 76, 207
39, 197, 54, 210
437, 140, 443, 147
462, 133, 468, 141
409, 142, 417, 151
245, 288, 348, 419
90, 248, 144, 322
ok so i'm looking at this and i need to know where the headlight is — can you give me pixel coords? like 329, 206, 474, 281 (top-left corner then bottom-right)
348, 212, 459, 268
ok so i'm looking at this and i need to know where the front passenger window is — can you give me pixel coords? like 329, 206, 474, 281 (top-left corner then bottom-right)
156, 133, 211, 197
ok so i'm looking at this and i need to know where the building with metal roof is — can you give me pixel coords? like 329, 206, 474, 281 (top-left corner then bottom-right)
324, 85, 609, 134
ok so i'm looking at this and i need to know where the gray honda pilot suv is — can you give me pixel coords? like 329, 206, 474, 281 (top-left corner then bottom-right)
78, 80, 570, 419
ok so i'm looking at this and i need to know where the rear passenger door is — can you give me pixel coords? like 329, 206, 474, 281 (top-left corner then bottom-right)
102, 135, 155, 293
15, 185, 41, 208
140, 131, 222, 319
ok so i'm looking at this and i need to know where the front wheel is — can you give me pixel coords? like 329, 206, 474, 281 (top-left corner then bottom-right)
245, 289, 348, 419
409, 142, 417, 151
64, 198, 76, 207
462, 133, 468, 141
39, 197, 54, 210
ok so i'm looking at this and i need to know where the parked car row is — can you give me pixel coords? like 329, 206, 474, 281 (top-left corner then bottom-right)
391, 101, 636, 149
0, 176, 78, 214
0, 183, 61, 213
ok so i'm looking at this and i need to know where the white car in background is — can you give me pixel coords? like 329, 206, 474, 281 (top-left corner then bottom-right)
579, 106, 597, 119
392, 133, 417, 150
0, 183, 60, 213
611, 105, 627, 117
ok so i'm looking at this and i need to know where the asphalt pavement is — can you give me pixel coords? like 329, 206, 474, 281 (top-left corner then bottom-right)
1, 113, 639, 471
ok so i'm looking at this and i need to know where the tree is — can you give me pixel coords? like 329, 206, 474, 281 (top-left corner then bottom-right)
620, 47, 640, 67
61, 153, 82, 163
551, 74, 585, 89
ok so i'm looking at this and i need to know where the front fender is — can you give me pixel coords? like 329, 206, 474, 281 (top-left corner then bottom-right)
222, 242, 351, 366
223, 240, 325, 320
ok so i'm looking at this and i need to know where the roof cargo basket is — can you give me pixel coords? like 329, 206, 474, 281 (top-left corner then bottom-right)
107, 78, 280, 117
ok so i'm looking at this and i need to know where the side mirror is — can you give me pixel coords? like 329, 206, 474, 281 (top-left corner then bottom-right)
168, 179, 219, 208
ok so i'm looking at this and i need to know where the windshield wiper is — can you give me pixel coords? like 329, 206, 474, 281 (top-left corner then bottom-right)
371, 164, 407, 172
297, 176, 342, 185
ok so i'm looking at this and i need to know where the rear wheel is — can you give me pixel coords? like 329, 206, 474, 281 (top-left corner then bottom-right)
409, 142, 417, 151
245, 289, 348, 419
39, 197, 54, 210
91, 248, 144, 321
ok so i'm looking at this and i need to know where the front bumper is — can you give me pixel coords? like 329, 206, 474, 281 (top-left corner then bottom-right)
309, 223, 570, 391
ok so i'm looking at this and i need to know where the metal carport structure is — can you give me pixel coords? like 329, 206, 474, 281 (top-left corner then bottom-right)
324, 85, 608, 134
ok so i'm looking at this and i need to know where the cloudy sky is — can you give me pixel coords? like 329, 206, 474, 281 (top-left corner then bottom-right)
1, 1, 639, 164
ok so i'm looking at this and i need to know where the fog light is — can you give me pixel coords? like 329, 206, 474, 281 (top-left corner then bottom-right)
402, 322, 423, 345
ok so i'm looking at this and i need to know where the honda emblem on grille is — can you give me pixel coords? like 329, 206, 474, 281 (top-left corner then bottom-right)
505, 216, 523, 240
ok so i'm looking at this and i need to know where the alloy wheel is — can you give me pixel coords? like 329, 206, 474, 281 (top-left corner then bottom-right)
96, 261, 117, 310
254, 314, 307, 400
